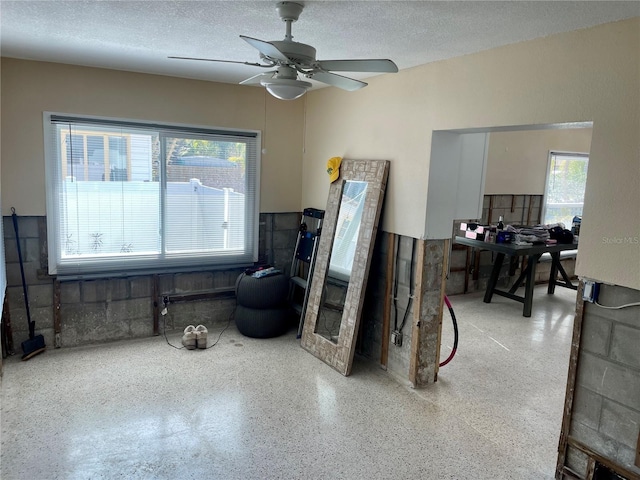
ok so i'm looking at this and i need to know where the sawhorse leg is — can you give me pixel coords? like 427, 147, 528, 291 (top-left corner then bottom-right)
523, 253, 542, 317
548, 252, 559, 294
484, 252, 505, 303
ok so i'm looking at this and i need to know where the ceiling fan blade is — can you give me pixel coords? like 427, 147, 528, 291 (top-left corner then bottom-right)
307, 71, 367, 91
239, 72, 276, 86
316, 59, 398, 73
168, 56, 269, 68
240, 36, 291, 63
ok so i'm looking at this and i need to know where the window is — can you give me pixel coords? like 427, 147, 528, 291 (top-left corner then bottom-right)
44, 114, 260, 277
542, 151, 589, 227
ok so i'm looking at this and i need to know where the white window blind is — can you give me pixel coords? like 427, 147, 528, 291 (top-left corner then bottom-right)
542, 151, 589, 228
44, 113, 260, 278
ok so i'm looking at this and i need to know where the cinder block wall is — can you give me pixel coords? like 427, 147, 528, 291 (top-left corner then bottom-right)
2, 212, 300, 349
565, 283, 640, 476
359, 232, 418, 383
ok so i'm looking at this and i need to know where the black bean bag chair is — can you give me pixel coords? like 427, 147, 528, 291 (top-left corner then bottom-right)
235, 272, 289, 309
234, 305, 290, 338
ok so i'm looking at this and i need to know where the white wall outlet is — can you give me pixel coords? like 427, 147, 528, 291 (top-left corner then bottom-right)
583, 280, 599, 303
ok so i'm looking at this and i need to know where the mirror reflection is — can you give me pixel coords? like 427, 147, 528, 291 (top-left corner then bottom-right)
314, 180, 368, 343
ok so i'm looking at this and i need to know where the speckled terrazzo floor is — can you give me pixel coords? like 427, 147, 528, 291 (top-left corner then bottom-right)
0, 285, 575, 479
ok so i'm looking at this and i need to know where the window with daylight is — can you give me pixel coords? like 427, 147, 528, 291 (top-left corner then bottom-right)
44, 114, 260, 277
542, 151, 589, 228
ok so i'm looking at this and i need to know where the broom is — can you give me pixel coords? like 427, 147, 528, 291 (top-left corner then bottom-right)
11, 207, 46, 360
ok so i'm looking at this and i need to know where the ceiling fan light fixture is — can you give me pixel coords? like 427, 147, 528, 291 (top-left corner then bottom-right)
261, 77, 312, 100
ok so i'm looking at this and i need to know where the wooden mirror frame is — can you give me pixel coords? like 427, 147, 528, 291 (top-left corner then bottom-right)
301, 159, 389, 376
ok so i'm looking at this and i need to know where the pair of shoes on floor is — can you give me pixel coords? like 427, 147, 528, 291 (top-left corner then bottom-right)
181, 324, 208, 350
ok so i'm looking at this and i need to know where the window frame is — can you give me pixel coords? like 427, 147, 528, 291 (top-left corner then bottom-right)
43, 112, 261, 279
541, 150, 589, 227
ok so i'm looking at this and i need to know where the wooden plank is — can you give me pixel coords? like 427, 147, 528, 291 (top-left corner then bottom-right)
586, 457, 596, 480
380, 232, 395, 369
408, 239, 426, 387
434, 237, 450, 381
556, 280, 586, 478
488, 195, 495, 224
53, 280, 62, 348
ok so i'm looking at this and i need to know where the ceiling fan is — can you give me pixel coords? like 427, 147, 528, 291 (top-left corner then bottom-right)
169, 1, 398, 100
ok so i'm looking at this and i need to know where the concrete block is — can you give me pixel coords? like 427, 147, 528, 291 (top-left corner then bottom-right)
60, 302, 130, 346
513, 195, 526, 209
445, 272, 466, 296
576, 351, 640, 407
82, 280, 108, 303
425, 240, 444, 267
572, 385, 603, 430
610, 324, 640, 369
599, 399, 640, 449
259, 228, 268, 255
480, 208, 488, 223
530, 206, 541, 224
129, 318, 154, 338
158, 274, 174, 294
107, 278, 129, 301
565, 445, 589, 477
531, 196, 542, 208
5, 262, 23, 288
24, 260, 52, 285
581, 314, 612, 356
617, 446, 640, 475
60, 282, 81, 304
274, 212, 300, 231
214, 269, 243, 290
3, 216, 15, 239
504, 208, 524, 225
28, 283, 53, 308
10, 326, 55, 352
493, 195, 512, 209
25, 237, 40, 264
4, 237, 20, 263
107, 298, 151, 323
398, 236, 416, 261
8, 216, 39, 238
273, 249, 292, 270
449, 250, 467, 272
569, 422, 619, 461
31, 306, 54, 329
272, 229, 297, 250
174, 272, 213, 292
130, 276, 151, 298
7, 286, 24, 311
594, 284, 640, 327
491, 208, 508, 223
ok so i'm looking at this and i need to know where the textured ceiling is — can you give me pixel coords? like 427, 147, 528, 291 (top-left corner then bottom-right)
1, 1, 638, 89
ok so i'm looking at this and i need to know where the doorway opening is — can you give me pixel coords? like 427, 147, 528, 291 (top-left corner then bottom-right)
424, 121, 593, 475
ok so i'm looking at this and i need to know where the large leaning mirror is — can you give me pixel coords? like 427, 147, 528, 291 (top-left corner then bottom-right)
301, 159, 389, 376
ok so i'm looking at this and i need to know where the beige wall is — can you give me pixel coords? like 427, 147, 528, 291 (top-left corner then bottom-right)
303, 18, 640, 290
0, 59, 304, 215
484, 128, 593, 195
